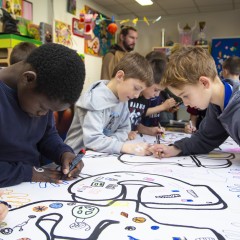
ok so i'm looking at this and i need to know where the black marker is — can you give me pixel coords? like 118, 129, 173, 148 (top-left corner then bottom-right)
69, 149, 86, 172
175, 101, 183, 107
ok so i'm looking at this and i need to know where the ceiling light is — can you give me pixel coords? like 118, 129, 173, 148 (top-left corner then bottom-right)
135, 0, 153, 6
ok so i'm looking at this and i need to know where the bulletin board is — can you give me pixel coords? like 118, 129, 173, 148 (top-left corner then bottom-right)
84, 5, 115, 57
211, 37, 240, 76
0, 132, 240, 239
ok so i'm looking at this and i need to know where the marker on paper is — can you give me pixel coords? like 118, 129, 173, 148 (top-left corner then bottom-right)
69, 149, 86, 172
158, 122, 165, 139
189, 120, 193, 129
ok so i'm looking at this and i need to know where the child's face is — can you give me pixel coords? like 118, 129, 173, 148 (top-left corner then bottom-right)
117, 78, 146, 102
18, 89, 70, 117
168, 82, 211, 110
141, 84, 161, 99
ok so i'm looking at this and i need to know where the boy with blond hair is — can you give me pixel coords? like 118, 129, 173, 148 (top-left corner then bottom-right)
150, 46, 240, 157
65, 52, 154, 156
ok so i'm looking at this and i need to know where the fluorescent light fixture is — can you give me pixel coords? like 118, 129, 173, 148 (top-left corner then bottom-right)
135, 0, 153, 6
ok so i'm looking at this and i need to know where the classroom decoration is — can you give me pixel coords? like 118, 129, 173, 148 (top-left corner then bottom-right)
0, 7, 19, 34
39, 22, 52, 43
84, 5, 115, 57
195, 21, 208, 45
107, 22, 117, 35
2, 0, 22, 17
0, 133, 240, 239
67, 0, 76, 15
55, 19, 72, 47
178, 22, 196, 45
72, 17, 84, 37
211, 37, 240, 76
22, 0, 32, 21
27, 23, 40, 40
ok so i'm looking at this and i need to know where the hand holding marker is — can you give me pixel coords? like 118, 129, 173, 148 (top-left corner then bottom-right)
69, 149, 86, 173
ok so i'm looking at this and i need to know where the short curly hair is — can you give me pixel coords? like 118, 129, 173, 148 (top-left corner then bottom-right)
25, 43, 85, 104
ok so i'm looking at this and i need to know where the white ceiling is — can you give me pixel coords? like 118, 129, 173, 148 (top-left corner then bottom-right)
90, 0, 240, 18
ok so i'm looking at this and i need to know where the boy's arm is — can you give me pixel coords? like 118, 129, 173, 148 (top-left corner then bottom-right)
0, 161, 32, 187
174, 106, 229, 155
146, 98, 176, 116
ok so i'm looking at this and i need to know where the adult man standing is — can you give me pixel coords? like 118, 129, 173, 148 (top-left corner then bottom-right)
101, 26, 138, 80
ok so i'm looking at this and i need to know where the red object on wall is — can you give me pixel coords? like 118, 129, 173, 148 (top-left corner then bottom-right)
107, 23, 118, 35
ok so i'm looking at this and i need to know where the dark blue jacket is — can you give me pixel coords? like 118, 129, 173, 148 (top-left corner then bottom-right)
0, 81, 73, 187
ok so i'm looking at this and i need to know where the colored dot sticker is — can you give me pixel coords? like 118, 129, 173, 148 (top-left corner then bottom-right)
32, 205, 48, 212
49, 203, 63, 209
125, 226, 136, 231
132, 217, 146, 223
151, 226, 160, 230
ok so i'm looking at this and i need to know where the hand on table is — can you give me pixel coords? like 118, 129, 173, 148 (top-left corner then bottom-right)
149, 144, 181, 158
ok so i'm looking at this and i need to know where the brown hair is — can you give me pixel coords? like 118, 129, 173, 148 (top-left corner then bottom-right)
10, 42, 37, 65
222, 56, 240, 75
120, 25, 137, 37
161, 45, 217, 89
112, 52, 153, 87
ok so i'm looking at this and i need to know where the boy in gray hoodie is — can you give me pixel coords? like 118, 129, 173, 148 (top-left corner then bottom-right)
150, 46, 240, 158
65, 52, 154, 156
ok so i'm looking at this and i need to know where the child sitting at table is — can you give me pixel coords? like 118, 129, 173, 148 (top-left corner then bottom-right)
0, 43, 85, 187
128, 51, 176, 139
65, 52, 153, 156
150, 45, 240, 158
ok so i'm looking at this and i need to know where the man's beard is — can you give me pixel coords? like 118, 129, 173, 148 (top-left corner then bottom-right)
123, 40, 134, 52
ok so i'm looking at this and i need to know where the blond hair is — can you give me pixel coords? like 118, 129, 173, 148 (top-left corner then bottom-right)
112, 52, 153, 87
161, 45, 217, 89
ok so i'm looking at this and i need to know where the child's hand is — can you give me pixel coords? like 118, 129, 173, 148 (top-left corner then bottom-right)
32, 167, 64, 183
61, 152, 84, 178
0, 192, 8, 222
162, 98, 176, 110
185, 124, 197, 134
128, 131, 138, 140
149, 126, 165, 136
122, 142, 152, 156
148, 144, 181, 158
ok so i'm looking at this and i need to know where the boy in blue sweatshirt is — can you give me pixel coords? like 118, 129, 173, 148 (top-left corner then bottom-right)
0, 43, 85, 187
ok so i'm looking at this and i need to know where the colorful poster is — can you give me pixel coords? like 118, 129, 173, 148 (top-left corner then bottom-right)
2, 0, 22, 17
54, 20, 72, 47
84, 5, 115, 57
211, 37, 240, 76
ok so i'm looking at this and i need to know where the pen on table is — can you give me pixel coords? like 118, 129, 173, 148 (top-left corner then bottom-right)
69, 149, 86, 173
158, 122, 165, 139
156, 134, 162, 158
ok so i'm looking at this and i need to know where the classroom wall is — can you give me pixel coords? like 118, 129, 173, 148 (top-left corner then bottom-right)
28, 0, 117, 92
26, 1, 239, 94
133, 9, 240, 56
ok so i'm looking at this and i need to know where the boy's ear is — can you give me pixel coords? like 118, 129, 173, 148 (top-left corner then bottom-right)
199, 76, 210, 89
22, 71, 37, 86
116, 70, 125, 81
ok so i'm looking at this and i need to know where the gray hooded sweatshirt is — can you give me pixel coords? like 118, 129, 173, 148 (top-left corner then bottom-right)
65, 80, 131, 154
174, 79, 240, 155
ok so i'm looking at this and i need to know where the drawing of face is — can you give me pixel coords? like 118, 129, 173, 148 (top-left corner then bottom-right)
72, 205, 99, 219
